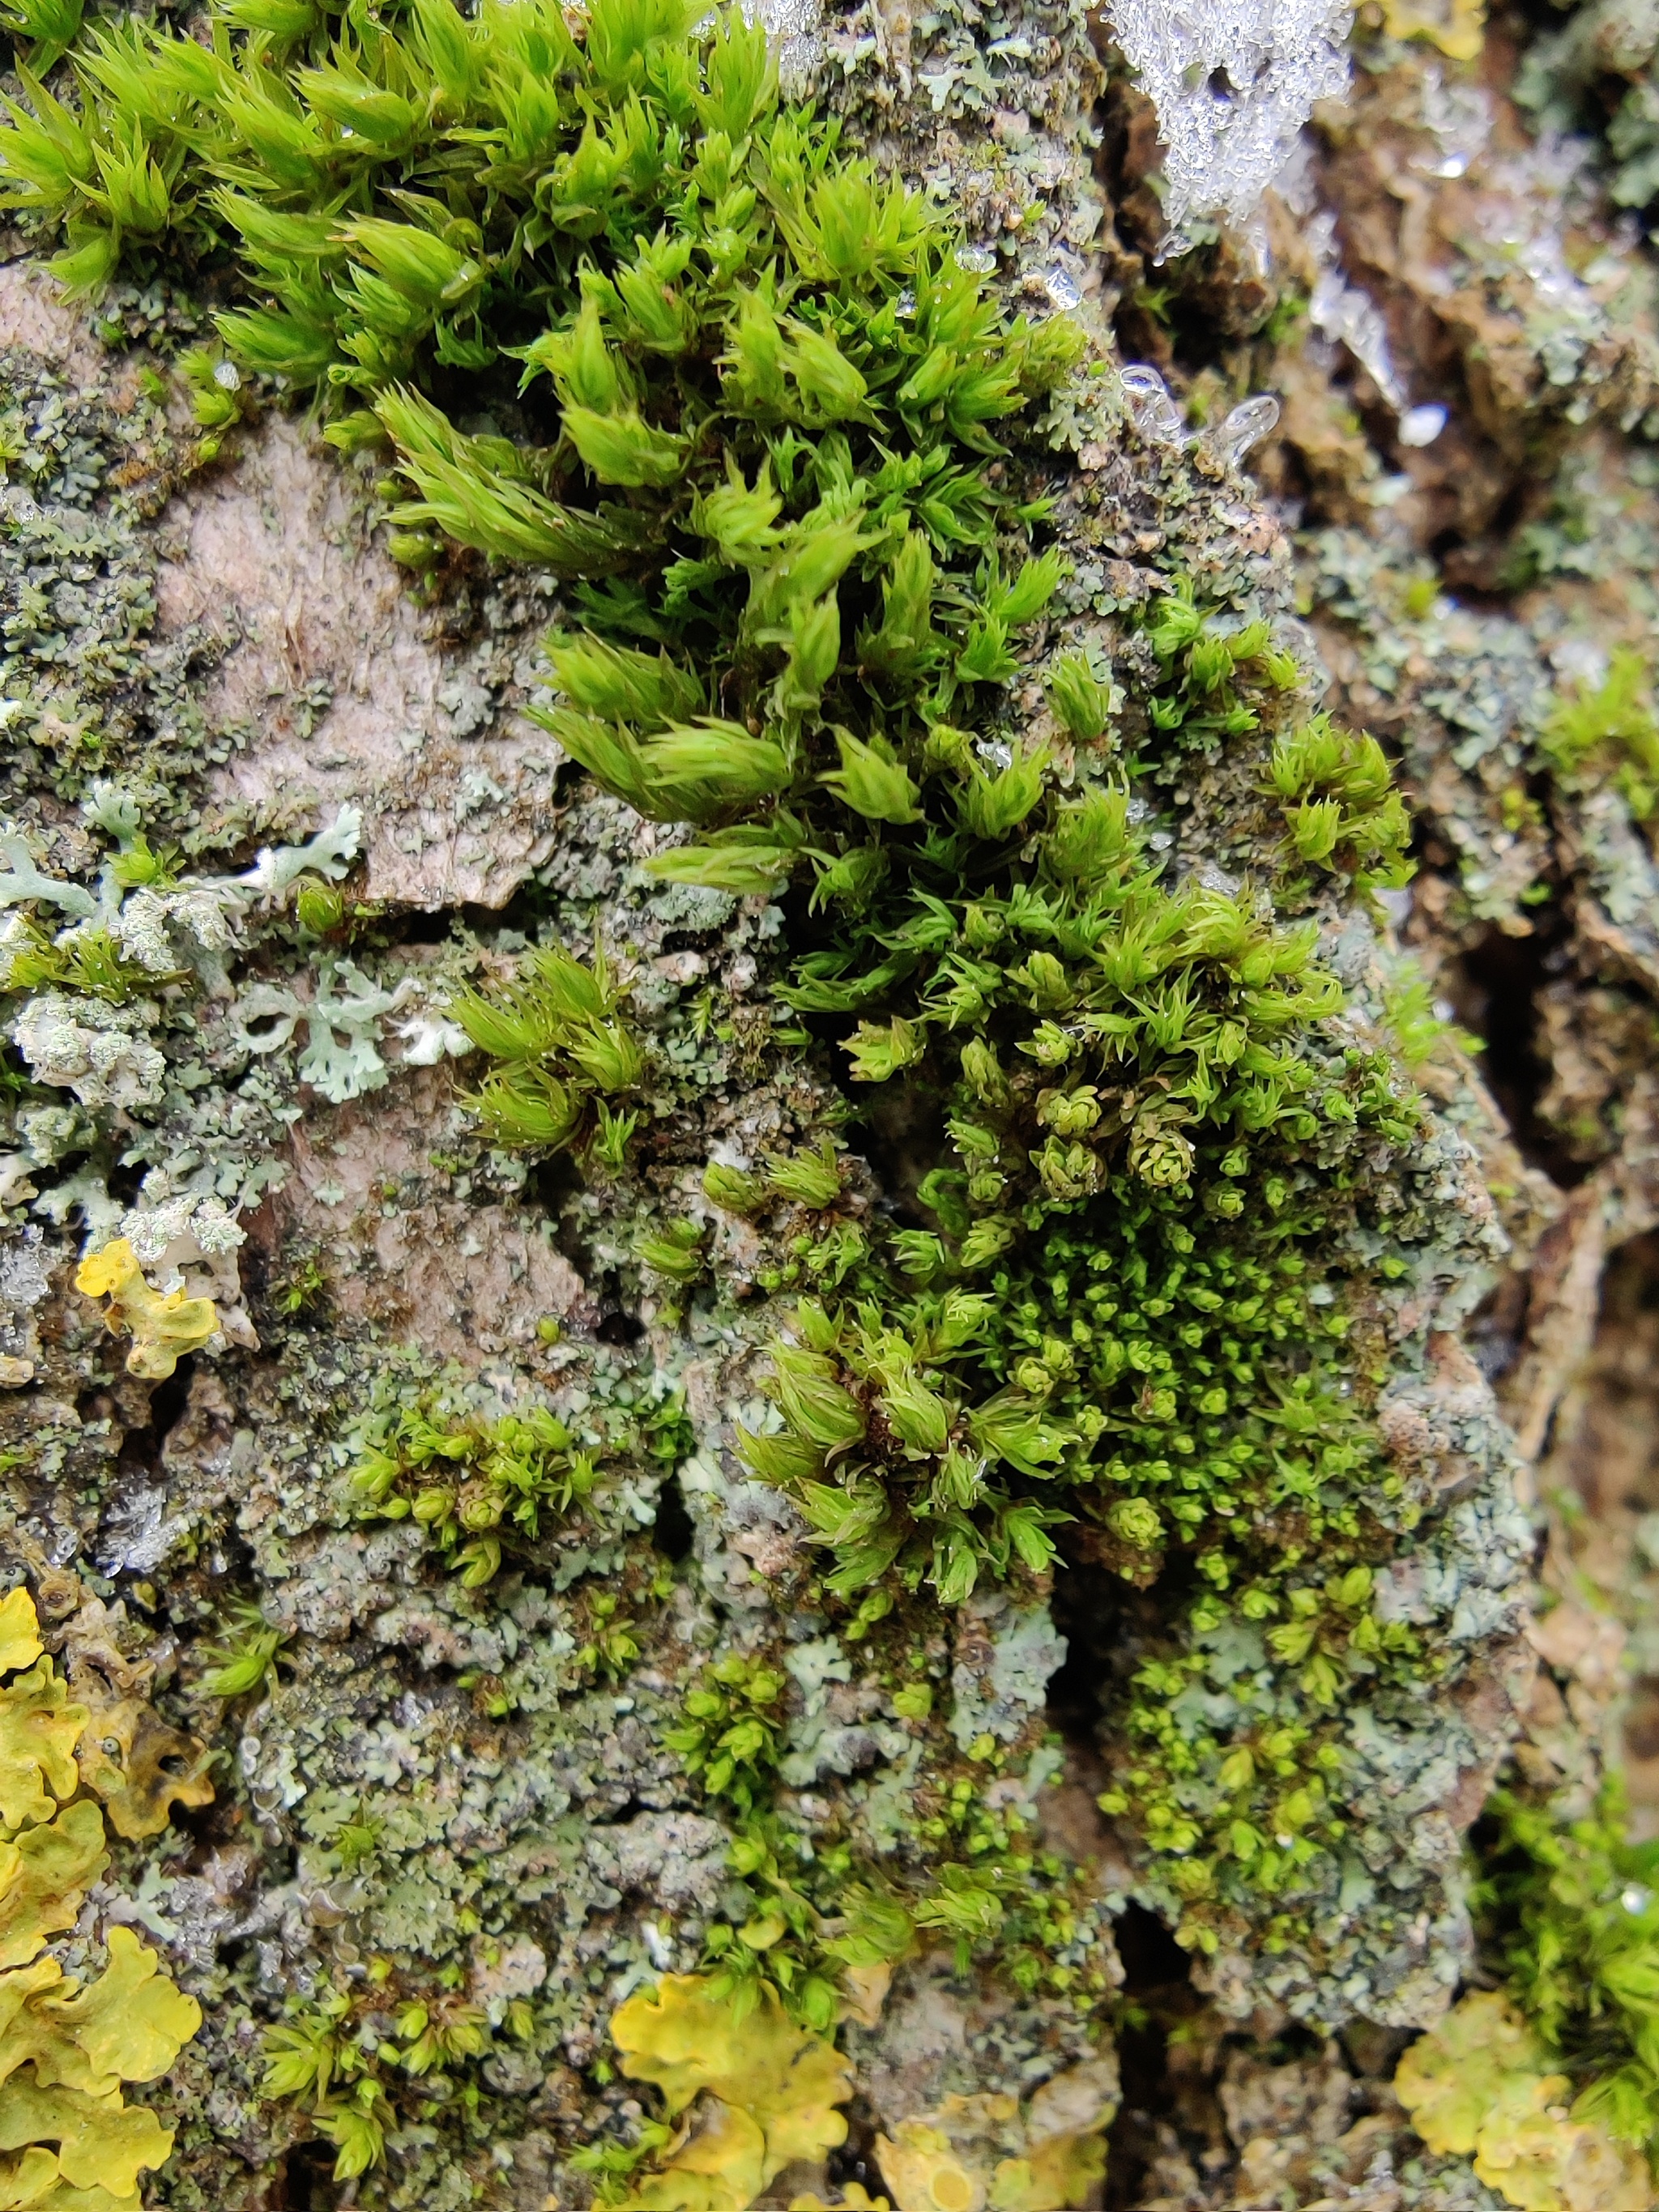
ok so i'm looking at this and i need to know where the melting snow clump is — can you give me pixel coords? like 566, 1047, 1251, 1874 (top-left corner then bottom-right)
1106, 0, 1352, 247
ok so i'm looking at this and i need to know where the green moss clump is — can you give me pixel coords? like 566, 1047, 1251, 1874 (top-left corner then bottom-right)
451, 940, 646, 1158
662, 1659, 1117, 2033
1471, 1788, 1659, 2172
1540, 646, 1659, 826
262, 1975, 499, 2183
349, 1382, 689, 1586
1269, 714, 1415, 896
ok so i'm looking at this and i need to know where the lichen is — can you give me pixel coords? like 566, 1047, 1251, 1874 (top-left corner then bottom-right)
0, 1588, 202, 2212
73, 1238, 218, 1381
608, 1972, 852, 2210
1397, 1992, 1653, 2212
873, 2063, 1120, 2212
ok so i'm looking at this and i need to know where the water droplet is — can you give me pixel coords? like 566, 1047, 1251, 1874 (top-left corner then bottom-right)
1399, 402, 1448, 448
1119, 364, 1188, 447
1043, 266, 1082, 312
1625, 1885, 1652, 1914
1211, 393, 1281, 468
954, 244, 997, 275
894, 288, 916, 318
213, 359, 241, 391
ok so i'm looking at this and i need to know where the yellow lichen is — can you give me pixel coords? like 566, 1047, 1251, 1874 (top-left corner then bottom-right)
71, 1690, 214, 1844
875, 2065, 1119, 2212
0, 1598, 42, 1681
0, 1669, 85, 1831
609, 1975, 853, 2212
1375, 0, 1485, 62
73, 1240, 217, 1381
791, 2189, 890, 2212
877, 2123, 987, 2212
1397, 1992, 1654, 2212
0, 1591, 203, 2210
0, 1806, 107, 1974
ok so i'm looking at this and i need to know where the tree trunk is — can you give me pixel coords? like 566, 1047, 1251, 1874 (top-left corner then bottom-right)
0, 4, 1653, 2211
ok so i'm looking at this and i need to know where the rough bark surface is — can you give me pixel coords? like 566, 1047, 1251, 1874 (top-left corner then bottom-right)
3, 3, 1659, 2211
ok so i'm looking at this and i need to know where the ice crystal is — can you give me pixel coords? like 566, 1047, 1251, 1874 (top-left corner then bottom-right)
744, 0, 821, 83
1310, 257, 1408, 408
1119, 364, 1190, 445
1105, 0, 1352, 244
1400, 403, 1450, 446
1210, 394, 1282, 467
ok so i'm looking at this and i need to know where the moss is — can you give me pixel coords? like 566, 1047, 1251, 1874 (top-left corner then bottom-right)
450, 941, 647, 1160
1539, 649, 1659, 829
347, 1378, 688, 1589
261, 1973, 497, 2184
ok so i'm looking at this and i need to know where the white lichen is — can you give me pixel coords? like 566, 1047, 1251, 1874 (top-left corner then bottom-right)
12, 991, 167, 1110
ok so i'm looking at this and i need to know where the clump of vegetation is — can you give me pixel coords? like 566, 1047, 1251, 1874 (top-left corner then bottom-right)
0, 0, 1079, 759
198, 1600, 291, 1698
1269, 714, 1415, 897
1132, 581, 1299, 765
349, 1386, 685, 1586
1380, 957, 1476, 1072
664, 1652, 789, 1815
1541, 647, 1659, 826
263, 1975, 501, 2183
452, 940, 644, 1158
659, 1640, 1128, 2032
